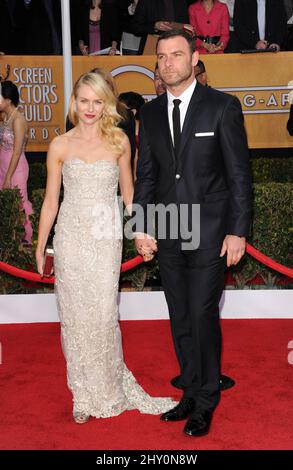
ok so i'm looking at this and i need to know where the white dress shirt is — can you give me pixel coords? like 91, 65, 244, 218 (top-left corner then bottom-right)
221, 0, 235, 31
257, 0, 266, 41
167, 80, 197, 144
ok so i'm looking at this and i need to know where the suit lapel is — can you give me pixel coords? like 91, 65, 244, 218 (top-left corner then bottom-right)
156, 83, 205, 171
177, 82, 205, 165
158, 93, 176, 168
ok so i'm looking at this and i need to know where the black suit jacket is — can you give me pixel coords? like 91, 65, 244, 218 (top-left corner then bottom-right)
233, 0, 287, 50
12, 0, 62, 55
131, 0, 189, 54
0, 0, 17, 54
133, 83, 252, 249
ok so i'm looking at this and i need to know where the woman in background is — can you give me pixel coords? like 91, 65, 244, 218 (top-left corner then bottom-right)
189, 0, 230, 53
71, 0, 120, 55
0, 81, 33, 244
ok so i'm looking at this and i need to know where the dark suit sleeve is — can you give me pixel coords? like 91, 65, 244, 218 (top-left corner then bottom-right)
100, 0, 121, 48
70, 0, 89, 54
219, 96, 252, 237
131, 0, 157, 35
132, 109, 158, 235
287, 104, 293, 136
269, 0, 288, 47
233, 0, 259, 49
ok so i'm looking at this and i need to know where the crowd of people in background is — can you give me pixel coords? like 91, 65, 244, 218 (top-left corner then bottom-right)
0, 1, 292, 246
0, 0, 292, 56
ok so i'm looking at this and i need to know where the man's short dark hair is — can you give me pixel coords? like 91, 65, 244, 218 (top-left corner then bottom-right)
156, 29, 197, 54
196, 60, 206, 74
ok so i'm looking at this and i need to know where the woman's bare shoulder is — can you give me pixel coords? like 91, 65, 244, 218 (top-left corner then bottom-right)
49, 133, 70, 149
13, 111, 27, 129
47, 134, 70, 161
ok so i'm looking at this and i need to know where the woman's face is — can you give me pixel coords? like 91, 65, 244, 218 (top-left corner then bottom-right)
0, 95, 9, 112
75, 83, 105, 125
93, 0, 101, 8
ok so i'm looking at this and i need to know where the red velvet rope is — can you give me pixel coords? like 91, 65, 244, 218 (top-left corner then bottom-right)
0, 244, 292, 283
245, 243, 293, 278
0, 255, 144, 284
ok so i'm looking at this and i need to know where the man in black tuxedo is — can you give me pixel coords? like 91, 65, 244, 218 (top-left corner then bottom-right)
133, 30, 251, 437
154, 60, 235, 394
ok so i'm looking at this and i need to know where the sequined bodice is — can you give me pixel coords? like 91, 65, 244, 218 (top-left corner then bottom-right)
61, 159, 119, 208
57, 159, 121, 241
0, 124, 27, 152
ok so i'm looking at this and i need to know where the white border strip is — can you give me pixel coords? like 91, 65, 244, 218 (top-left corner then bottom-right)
217, 86, 293, 92
0, 291, 292, 324
243, 109, 289, 114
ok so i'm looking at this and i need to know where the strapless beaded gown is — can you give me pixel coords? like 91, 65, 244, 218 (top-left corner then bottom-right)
53, 159, 176, 418
0, 124, 33, 243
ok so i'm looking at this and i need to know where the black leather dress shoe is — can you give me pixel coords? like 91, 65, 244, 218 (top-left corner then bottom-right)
170, 376, 184, 390
170, 374, 235, 392
160, 398, 195, 422
220, 374, 235, 391
183, 410, 213, 437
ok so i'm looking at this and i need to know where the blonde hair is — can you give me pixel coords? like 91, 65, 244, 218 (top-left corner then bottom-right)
90, 67, 128, 121
68, 72, 125, 154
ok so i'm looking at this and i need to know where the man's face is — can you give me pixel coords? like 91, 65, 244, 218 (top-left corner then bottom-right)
154, 69, 166, 96
157, 36, 198, 88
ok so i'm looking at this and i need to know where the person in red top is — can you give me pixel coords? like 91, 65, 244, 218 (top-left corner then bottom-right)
189, 0, 230, 54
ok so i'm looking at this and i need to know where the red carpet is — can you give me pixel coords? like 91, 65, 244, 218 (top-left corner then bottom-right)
0, 320, 292, 450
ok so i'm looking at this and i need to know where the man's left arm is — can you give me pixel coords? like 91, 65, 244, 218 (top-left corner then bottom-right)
219, 96, 252, 266
270, 2, 288, 50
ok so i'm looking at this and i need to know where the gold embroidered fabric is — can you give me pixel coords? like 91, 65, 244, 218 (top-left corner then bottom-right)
53, 159, 176, 418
